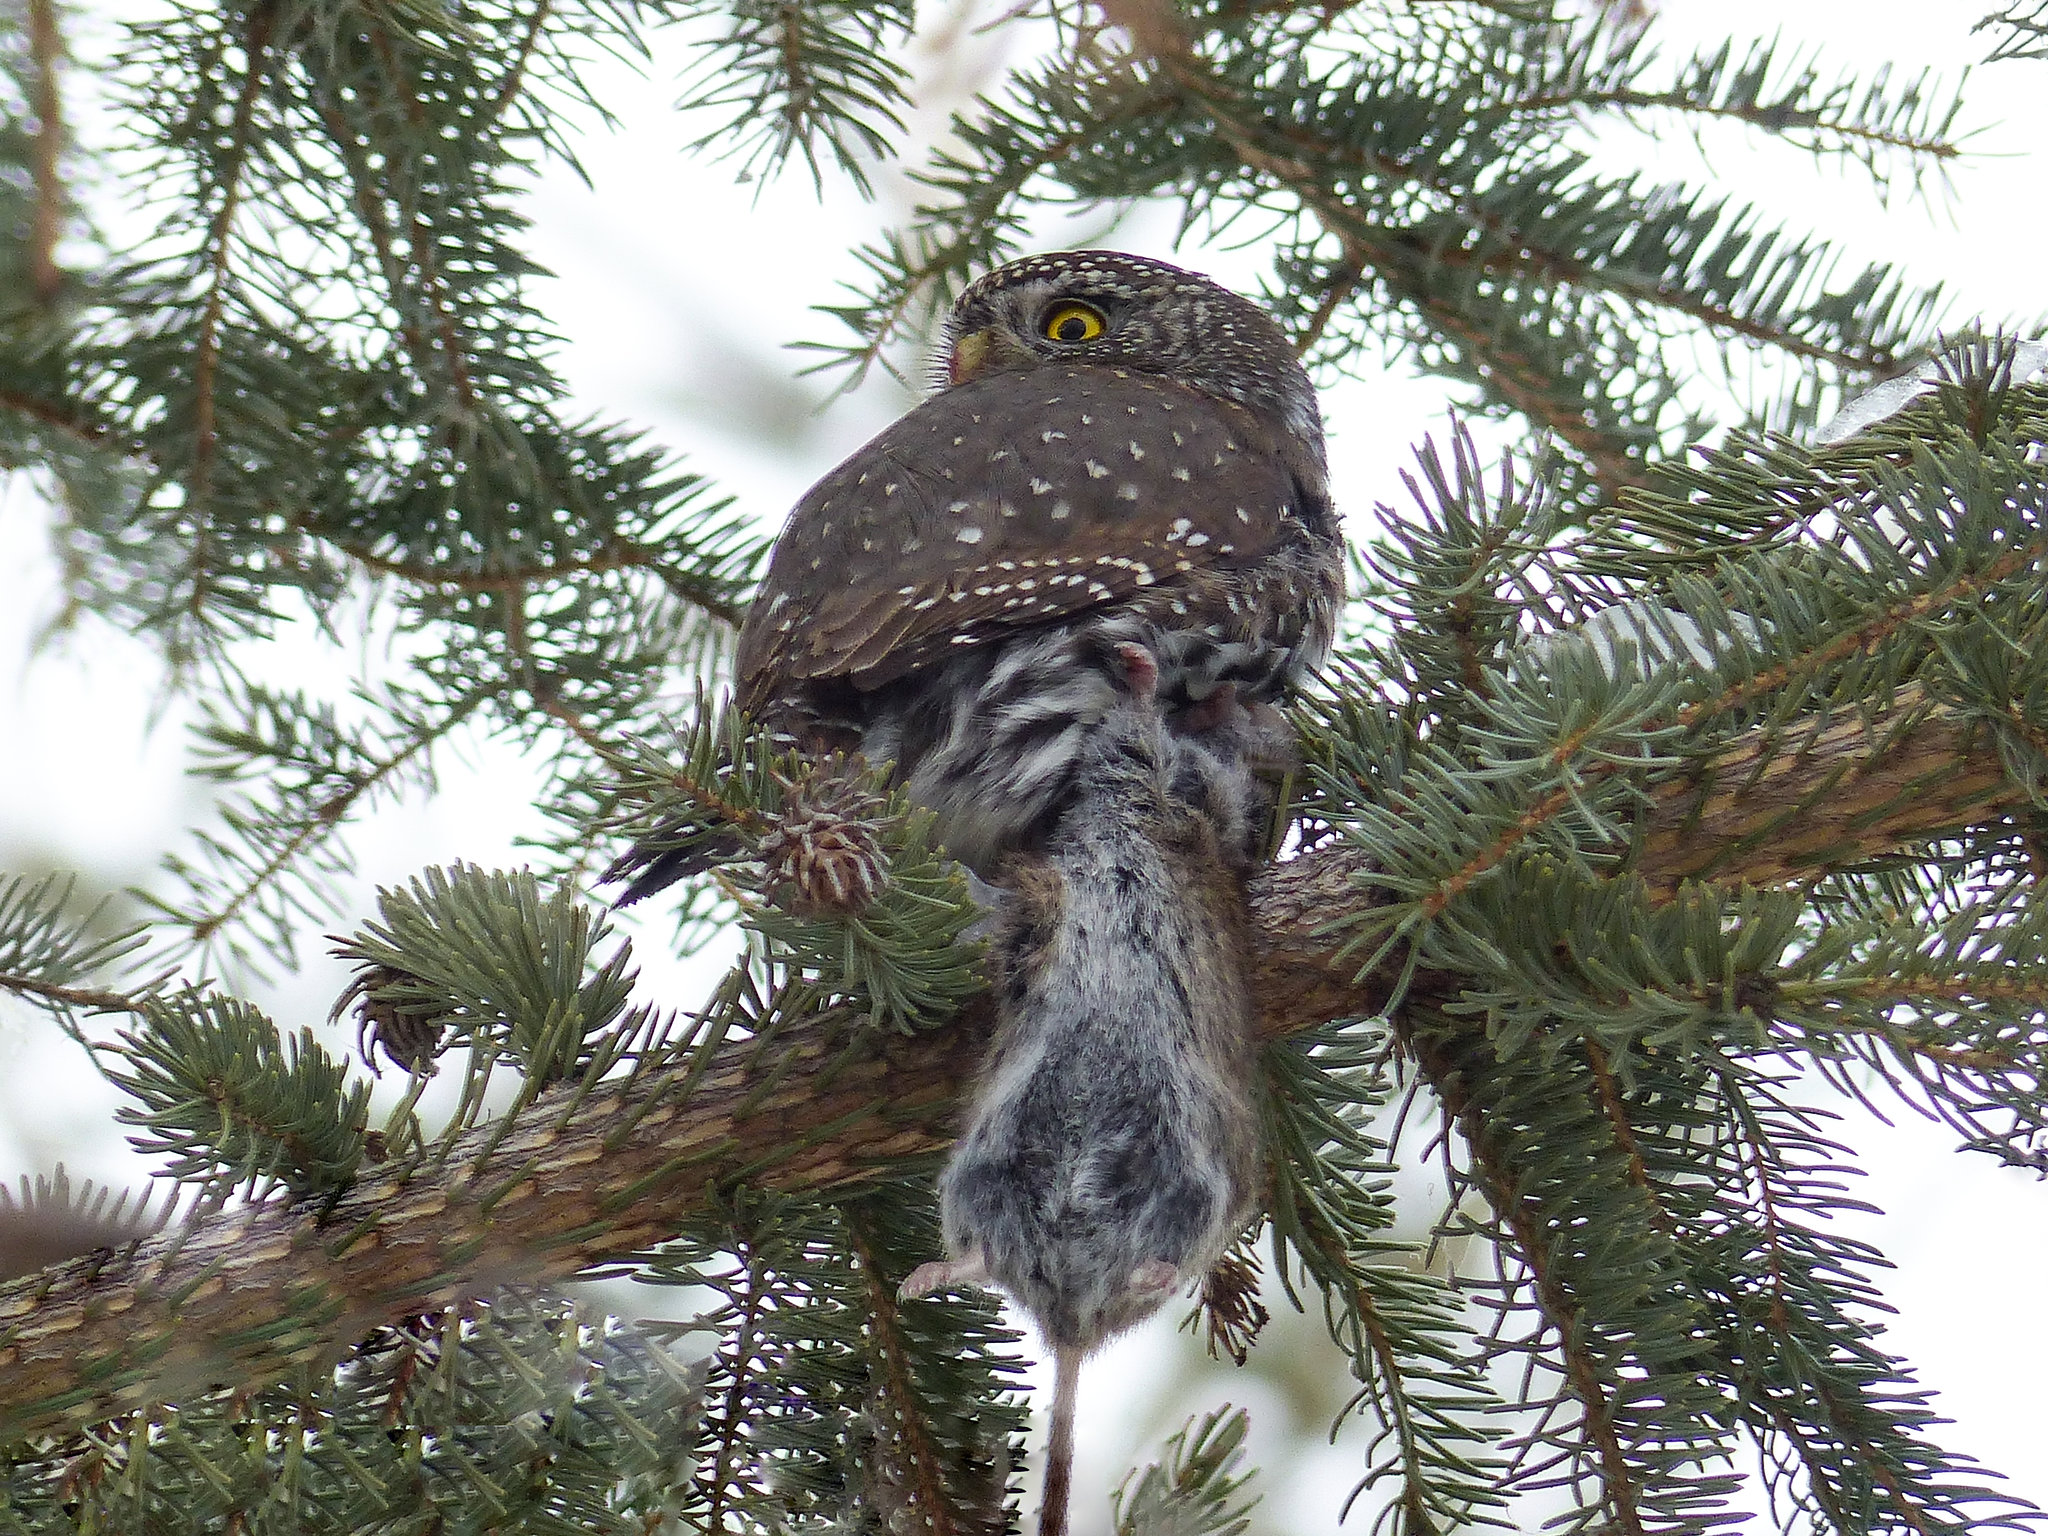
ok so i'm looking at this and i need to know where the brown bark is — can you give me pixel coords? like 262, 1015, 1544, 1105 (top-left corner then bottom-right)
0, 700, 2022, 1439
24, 0, 64, 307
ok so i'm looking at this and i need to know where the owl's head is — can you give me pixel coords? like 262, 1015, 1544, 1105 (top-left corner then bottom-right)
941, 250, 1323, 458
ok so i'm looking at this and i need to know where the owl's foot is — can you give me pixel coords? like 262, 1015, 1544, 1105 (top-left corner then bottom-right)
1173, 687, 1292, 776
960, 870, 1009, 942
901, 1251, 992, 1299
1176, 682, 1242, 735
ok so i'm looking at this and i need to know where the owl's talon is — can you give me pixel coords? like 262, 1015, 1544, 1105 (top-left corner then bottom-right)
961, 871, 1008, 942
1176, 683, 1241, 735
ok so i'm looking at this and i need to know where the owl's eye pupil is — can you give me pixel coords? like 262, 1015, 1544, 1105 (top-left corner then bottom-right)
1055, 315, 1088, 341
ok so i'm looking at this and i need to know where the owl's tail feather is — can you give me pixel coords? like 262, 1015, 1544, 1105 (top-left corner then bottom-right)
1039, 1344, 1083, 1536
599, 832, 743, 908
604, 710, 868, 908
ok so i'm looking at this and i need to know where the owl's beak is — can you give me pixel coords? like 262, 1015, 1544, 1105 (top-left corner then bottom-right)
949, 325, 1039, 385
948, 328, 996, 385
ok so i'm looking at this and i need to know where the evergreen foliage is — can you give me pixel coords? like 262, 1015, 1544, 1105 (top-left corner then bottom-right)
108, 987, 370, 1199
331, 862, 639, 1088
1, 1, 2045, 1533
624, 1185, 1029, 1530
2, 1292, 706, 1534
1111, 1406, 1261, 1536
599, 703, 986, 1031
1980, 3, 2048, 61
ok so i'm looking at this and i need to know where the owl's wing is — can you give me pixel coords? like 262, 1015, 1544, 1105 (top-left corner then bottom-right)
736, 365, 1320, 708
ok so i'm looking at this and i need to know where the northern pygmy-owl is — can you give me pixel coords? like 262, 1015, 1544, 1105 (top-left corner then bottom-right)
616, 249, 1342, 894
615, 252, 1341, 1536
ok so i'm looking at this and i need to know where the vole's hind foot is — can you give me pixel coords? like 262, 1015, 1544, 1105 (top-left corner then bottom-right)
900, 1251, 991, 1300
1130, 1258, 1181, 1299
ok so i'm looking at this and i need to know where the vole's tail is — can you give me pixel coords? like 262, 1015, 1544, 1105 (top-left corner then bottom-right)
1038, 1344, 1083, 1536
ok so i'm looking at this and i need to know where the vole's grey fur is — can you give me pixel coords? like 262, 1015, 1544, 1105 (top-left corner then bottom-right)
902, 647, 1281, 1536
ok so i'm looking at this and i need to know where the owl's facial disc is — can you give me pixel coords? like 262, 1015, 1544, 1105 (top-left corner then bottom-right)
941, 254, 1322, 466
947, 291, 1121, 385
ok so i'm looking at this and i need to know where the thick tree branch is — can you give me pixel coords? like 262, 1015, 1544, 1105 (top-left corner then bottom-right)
0, 699, 2022, 1440
0, 1017, 984, 1439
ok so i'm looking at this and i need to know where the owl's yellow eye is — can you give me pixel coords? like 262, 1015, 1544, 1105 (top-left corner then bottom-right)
1041, 301, 1107, 344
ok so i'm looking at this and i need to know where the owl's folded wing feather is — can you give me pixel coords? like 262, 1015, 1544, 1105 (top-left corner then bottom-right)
736, 365, 1317, 709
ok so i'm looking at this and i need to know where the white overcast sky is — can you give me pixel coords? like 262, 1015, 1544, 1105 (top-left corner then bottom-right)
1, 0, 2045, 1526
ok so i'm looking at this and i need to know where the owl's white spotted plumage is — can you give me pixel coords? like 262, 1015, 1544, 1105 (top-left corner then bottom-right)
614, 249, 1341, 893
740, 363, 1309, 692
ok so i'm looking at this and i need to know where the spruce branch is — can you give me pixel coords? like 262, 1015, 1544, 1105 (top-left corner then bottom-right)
22, 0, 62, 308
0, 684, 2027, 1443
676, 0, 916, 196
480, 0, 555, 130
105, 989, 371, 1201
840, 1195, 1025, 1533
182, 0, 276, 549
1978, 2, 2048, 63
1113, 1406, 1262, 1536
0, 973, 140, 1014
1394, 272, 1657, 495
0, 387, 112, 447
314, 536, 748, 628
1265, 112, 1912, 379
598, 705, 986, 1031
304, 85, 466, 417
843, 1212, 970, 1533
1636, 692, 2010, 892
1261, 1024, 1507, 1533
299, 5, 512, 418
1418, 996, 1734, 1524
1705, 1062, 2021, 1533
1574, 1040, 1867, 1531
0, 1292, 707, 1531
0, 872, 151, 1018
329, 862, 638, 1092
608, 1182, 1022, 1529
1509, 34, 1966, 192
145, 679, 498, 970
1252, 702, 2024, 1041
697, 1238, 771, 1529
